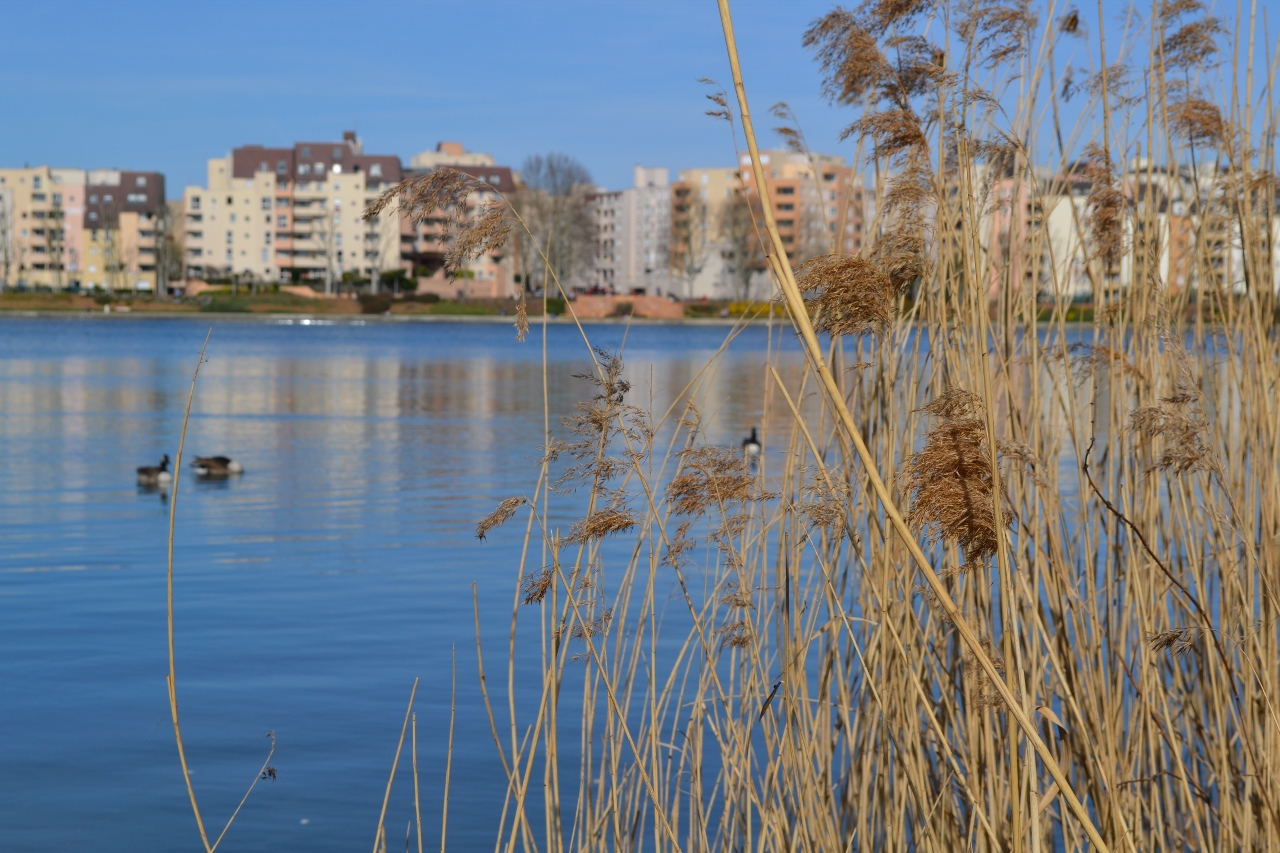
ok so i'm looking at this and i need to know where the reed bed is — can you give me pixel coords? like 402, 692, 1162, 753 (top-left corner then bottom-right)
462, 1, 1280, 850
163, 0, 1280, 850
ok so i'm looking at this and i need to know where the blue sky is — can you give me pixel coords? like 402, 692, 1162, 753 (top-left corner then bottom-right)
1, 1, 1274, 197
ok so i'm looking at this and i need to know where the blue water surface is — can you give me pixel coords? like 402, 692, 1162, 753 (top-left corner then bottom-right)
0, 316, 798, 852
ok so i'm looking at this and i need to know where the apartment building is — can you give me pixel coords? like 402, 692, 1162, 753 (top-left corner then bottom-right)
403, 142, 518, 299
83, 170, 167, 292
668, 151, 866, 299
182, 131, 402, 290
737, 149, 865, 261
0, 166, 164, 291
590, 166, 672, 295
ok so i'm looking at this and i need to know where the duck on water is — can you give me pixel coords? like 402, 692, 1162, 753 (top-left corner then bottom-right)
191, 456, 244, 478
136, 455, 172, 487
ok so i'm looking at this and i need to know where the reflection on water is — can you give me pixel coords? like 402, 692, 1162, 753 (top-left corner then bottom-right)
0, 317, 804, 852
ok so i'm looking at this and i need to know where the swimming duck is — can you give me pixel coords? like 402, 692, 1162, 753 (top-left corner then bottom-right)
191, 456, 244, 477
742, 427, 761, 459
137, 454, 172, 487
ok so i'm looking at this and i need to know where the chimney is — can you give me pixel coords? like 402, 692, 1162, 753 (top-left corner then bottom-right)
436, 141, 465, 157
343, 130, 362, 154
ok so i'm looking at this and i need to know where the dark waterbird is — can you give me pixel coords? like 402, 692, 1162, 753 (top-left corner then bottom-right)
191, 456, 244, 478
136, 454, 172, 487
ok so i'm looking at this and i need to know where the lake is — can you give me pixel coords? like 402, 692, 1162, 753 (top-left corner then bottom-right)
0, 316, 801, 852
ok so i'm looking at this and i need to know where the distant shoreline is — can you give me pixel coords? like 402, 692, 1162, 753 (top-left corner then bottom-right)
0, 310, 757, 326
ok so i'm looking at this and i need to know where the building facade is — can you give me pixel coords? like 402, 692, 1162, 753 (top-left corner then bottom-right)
590, 166, 672, 295
182, 131, 401, 291
0, 165, 164, 291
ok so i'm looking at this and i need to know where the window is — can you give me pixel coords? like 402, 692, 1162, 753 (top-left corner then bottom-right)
778, 203, 794, 211
261, 198, 271, 210
777, 186, 795, 195
301, 146, 311, 157
226, 231, 233, 244
823, 173, 836, 182
277, 160, 288, 174
127, 193, 146, 203
262, 249, 269, 262
332, 147, 343, 159
32, 193, 46, 202
490, 174, 500, 183
190, 197, 200, 210
276, 197, 289, 208
332, 164, 342, 174
315, 163, 324, 173
88, 212, 98, 222
298, 163, 311, 175
264, 232, 271, 245
52, 193, 62, 205
230, 213, 237, 223
33, 176, 42, 189
226, 196, 232, 205
369, 163, 382, 178
277, 215, 287, 228
136, 176, 147, 187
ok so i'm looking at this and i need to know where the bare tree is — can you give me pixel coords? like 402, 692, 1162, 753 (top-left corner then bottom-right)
44, 200, 66, 290
718, 189, 766, 300
510, 153, 595, 293
155, 201, 183, 296
0, 187, 13, 289
670, 189, 715, 299
103, 228, 126, 293
311, 198, 340, 296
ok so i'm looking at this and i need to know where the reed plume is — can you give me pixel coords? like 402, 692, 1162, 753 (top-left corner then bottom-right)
901, 388, 1011, 565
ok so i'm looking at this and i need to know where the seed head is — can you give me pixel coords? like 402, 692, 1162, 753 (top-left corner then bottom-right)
900, 389, 1011, 566
797, 254, 896, 337
476, 496, 526, 540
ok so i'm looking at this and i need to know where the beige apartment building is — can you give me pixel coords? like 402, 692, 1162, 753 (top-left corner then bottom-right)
182, 131, 402, 291
0, 166, 164, 291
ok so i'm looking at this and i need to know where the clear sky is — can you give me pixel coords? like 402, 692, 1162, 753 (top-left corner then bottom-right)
1, 1, 1274, 197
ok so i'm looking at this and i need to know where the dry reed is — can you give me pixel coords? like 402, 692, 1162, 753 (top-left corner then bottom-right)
458, 1, 1280, 850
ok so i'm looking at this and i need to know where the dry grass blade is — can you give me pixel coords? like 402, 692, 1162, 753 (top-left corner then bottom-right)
167, 330, 279, 853
372, 679, 419, 853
